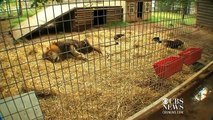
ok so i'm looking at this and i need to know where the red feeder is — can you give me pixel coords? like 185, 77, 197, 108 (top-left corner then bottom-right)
153, 56, 183, 79
178, 48, 202, 65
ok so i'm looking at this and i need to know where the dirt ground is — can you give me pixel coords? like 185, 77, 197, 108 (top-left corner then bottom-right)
0, 20, 213, 119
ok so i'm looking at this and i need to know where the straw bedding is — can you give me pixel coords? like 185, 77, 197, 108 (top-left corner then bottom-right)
0, 29, 194, 119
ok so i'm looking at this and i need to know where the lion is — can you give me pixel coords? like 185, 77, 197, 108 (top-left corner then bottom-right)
42, 38, 102, 62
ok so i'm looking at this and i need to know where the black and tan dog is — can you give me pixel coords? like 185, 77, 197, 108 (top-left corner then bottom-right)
114, 34, 125, 45
152, 37, 184, 49
42, 39, 102, 62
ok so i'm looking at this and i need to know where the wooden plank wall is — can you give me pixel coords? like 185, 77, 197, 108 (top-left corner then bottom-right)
106, 7, 123, 22
73, 6, 123, 30
197, 0, 213, 28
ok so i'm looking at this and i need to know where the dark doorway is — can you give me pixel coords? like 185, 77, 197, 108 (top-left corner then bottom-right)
94, 10, 107, 25
137, 2, 143, 18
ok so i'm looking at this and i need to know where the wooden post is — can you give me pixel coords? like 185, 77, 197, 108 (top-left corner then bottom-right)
18, 0, 22, 16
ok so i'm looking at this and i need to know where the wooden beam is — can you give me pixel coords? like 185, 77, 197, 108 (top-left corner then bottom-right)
127, 61, 213, 120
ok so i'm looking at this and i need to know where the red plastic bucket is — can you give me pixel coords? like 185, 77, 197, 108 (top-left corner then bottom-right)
153, 56, 184, 79
178, 48, 202, 65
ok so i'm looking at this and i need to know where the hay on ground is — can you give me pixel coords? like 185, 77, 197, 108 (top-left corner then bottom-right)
0, 29, 194, 119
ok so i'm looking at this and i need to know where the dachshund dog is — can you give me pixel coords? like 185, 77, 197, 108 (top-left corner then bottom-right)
42, 38, 102, 62
100, 34, 125, 47
163, 39, 184, 49
152, 37, 162, 43
114, 34, 125, 45
152, 37, 184, 49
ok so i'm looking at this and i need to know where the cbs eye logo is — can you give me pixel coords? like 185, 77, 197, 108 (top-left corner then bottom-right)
162, 98, 169, 105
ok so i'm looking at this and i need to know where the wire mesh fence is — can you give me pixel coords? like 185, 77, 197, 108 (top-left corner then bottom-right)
0, 0, 197, 119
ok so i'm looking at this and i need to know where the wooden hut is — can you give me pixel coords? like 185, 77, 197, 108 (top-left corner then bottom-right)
125, 0, 152, 22
72, 6, 123, 31
66, 0, 153, 30
15, 0, 153, 39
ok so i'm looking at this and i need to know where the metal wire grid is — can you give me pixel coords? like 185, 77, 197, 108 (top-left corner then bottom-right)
0, 0, 196, 119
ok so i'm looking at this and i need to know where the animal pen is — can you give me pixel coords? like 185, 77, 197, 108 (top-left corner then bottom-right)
1, 0, 210, 119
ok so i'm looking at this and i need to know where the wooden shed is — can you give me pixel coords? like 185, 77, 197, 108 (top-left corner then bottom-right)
53, 0, 153, 31
125, 0, 152, 22
25, 6, 123, 38
196, 0, 213, 28
49, 0, 153, 31
71, 0, 153, 29
72, 6, 123, 31
15, 0, 153, 39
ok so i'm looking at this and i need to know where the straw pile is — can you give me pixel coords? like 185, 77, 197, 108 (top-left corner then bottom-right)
0, 29, 194, 119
